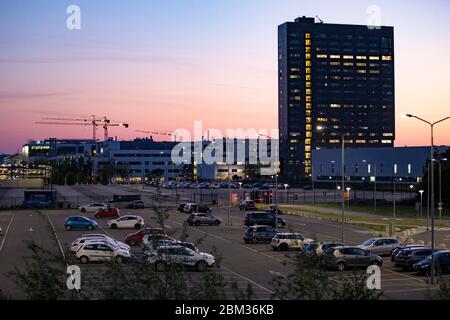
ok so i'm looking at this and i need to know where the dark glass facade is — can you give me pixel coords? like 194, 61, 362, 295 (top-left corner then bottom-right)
278, 17, 395, 182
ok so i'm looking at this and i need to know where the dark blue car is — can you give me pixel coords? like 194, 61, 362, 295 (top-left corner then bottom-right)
64, 216, 98, 231
243, 225, 279, 244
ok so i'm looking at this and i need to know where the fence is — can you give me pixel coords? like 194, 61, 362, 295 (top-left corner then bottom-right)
0, 191, 220, 210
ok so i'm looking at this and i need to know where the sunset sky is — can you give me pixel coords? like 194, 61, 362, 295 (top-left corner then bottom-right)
1, 0, 449, 153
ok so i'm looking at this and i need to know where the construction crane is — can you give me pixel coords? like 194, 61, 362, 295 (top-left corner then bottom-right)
136, 130, 177, 142
36, 115, 129, 141
258, 133, 272, 140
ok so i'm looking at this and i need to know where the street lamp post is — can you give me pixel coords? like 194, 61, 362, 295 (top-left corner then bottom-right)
419, 190, 424, 220
373, 164, 377, 211
364, 160, 377, 212
438, 158, 447, 221
275, 174, 278, 206
405, 114, 450, 284
238, 182, 242, 203
284, 184, 288, 204
346, 187, 351, 208
317, 125, 368, 244
227, 164, 231, 226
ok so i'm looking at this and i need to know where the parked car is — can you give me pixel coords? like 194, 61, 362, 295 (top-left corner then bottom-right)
94, 207, 120, 219
358, 237, 402, 256
270, 233, 313, 251
391, 245, 429, 262
243, 225, 279, 244
76, 241, 131, 264
395, 247, 436, 270
124, 227, 166, 246
303, 185, 313, 190
266, 205, 284, 215
78, 203, 107, 213
126, 200, 145, 209
146, 245, 215, 272
71, 235, 130, 253
143, 238, 178, 252
177, 203, 188, 212
144, 239, 197, 255
324, 246, 383, 271
413, 251, 450, 275
304, 241, 345, 256
244, 211, 277, 228
276, 217, 287, 228
186, 213, 222, 226
107, 215, 144, 229
142, 234, 176, 250
73, 238, 130, 255
183, 203, 212, 214
239, 200, 256, 211
64, 216, 98, 231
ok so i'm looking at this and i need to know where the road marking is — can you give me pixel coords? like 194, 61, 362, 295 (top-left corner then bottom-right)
0, 212, 15, 253
382, 268, 425, 284
269, 270, 286, 278
383, 287, 437, 294
221, 265, 274, 294
172, 221, 284, 262
291, 222, 360, 245
238, 244, 258, 253
45, 212, 66, 260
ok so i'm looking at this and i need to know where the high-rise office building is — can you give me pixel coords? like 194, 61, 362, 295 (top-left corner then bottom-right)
278, 16, 394, 181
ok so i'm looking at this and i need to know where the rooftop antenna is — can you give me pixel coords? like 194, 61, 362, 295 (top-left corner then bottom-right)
315, 15, 323, 23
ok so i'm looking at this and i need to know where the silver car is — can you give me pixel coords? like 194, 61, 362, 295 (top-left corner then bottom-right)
358, 237, 402, 256
147, 245, 215, 272
324, 246, 383, 271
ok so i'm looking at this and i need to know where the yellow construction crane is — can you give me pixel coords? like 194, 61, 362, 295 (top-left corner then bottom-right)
36, 115, 129, 141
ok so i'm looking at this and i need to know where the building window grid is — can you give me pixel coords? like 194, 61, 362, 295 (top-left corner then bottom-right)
304, 33, 312, 176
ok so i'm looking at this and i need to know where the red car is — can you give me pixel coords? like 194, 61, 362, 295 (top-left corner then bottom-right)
94, 207, 120, 219
124, 227, 166, 246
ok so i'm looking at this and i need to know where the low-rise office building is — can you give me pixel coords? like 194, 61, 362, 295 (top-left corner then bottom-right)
311, 146, 448, 184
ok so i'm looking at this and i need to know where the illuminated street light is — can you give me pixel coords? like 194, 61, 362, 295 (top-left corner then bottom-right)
405, 113, 450, 284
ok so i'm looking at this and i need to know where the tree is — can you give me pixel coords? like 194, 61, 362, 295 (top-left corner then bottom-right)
146, 168, 165, 182
270, 251, 381, 300
427, 276, 450, 300
6, 194, 253, 300
114, 164, 129, 181
8, 241, 68, 300
418, 148, 450, 208
244, 164, 260, 181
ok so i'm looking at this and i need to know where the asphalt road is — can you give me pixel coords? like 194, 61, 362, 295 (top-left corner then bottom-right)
0, 201, 441, 300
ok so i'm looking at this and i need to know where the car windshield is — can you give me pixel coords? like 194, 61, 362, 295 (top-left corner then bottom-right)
362, 239, 376, 246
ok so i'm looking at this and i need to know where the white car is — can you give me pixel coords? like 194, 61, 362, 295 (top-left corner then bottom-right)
107, 215, 144, 229
76, 241, 131, 264
146, 245, 215, 272
78, 203, 107, 213
270, 233, 314, 251
70, 236, 130, 253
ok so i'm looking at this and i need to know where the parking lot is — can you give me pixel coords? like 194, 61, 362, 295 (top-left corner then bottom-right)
0, 185, 441, 299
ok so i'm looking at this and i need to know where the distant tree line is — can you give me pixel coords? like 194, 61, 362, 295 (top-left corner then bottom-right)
418, 148, 450, 206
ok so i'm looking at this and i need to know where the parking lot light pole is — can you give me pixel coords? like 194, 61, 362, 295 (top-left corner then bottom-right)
317, 126, 368, 244
284, 184, 288, 204
438, 158, 447, 221
419, 190, 424, 220
227, 164, 231, 226
405, 114, 450, 284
